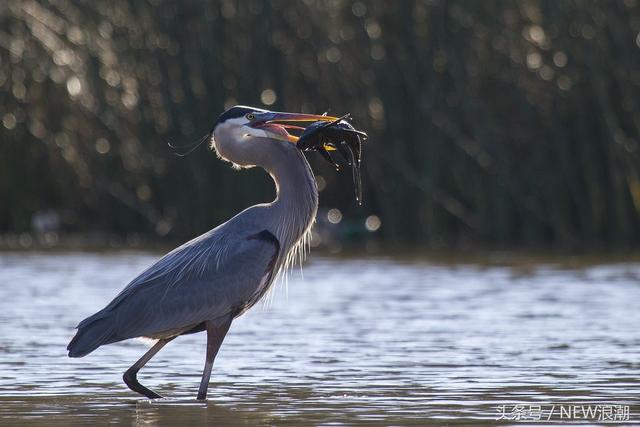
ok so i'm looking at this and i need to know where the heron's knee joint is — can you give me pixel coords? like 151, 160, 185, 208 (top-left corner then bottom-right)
123, 369, 138, 386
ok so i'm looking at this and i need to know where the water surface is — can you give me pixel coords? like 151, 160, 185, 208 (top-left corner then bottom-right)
0, 252, 638, 425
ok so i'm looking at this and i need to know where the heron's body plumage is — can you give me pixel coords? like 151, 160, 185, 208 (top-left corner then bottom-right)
69, 126, 318, 358
68, 219, 278, 357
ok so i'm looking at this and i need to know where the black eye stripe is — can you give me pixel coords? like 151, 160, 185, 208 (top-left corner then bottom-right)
216, 107, 255, 124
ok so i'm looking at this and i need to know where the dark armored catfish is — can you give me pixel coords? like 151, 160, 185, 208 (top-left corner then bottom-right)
296, 115, 368, 204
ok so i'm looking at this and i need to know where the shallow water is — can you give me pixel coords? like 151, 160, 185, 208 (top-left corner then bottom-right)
0, 252, 638, 425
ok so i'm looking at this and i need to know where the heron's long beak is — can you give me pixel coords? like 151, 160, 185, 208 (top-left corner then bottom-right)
251, 112, 339, 143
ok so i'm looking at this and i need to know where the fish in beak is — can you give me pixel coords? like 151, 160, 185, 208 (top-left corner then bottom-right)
296, 115, 368, 205
250, 110, 368, 204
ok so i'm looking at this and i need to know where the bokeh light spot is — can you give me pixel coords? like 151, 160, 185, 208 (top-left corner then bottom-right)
3, 113, 16, 130
95, 138, 111, 154
326, 47, 341, 63
526, 52, 542, 69
66, 76, 82, 97
352, 2, 366, 17
260, 89, 277, 106
557, 75, 572, 91
365, 215, 381, 232
365, 21, 382, 39
137, 184, 152, 201
328, 208, 342, 224
553, 51, 568, 68
368, 98, 384, 120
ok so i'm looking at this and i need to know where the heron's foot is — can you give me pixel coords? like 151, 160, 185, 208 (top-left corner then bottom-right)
123, 368, 163, 399
196, 389, 208, 401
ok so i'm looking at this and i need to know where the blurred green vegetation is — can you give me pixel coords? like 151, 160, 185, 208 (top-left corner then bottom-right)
1, 0, 640, 248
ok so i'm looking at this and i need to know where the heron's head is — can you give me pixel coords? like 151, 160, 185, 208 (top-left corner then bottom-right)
211, 105, 338, 168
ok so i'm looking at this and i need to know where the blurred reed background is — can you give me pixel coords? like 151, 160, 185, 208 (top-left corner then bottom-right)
1, 0, 639, 250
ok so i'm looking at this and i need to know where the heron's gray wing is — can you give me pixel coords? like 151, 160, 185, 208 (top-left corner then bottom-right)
71, 229, 279, 353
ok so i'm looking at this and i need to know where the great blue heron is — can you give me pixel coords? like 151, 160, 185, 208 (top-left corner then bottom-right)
67, 106, 341, 400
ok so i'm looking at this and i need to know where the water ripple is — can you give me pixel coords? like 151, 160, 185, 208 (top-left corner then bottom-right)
0, 252, 638, 424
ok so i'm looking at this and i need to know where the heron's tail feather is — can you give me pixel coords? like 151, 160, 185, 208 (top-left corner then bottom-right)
67, 312, 116, 358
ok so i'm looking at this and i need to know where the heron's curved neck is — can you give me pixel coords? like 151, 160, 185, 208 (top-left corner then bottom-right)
265, 146, 318, 252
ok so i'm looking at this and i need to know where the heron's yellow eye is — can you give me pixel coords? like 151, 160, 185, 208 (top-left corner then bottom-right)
246, 113, 255, 120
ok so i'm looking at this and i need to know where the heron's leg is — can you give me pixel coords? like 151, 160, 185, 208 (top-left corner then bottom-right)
197, 318, 232, 400
123, 337, 175, 399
